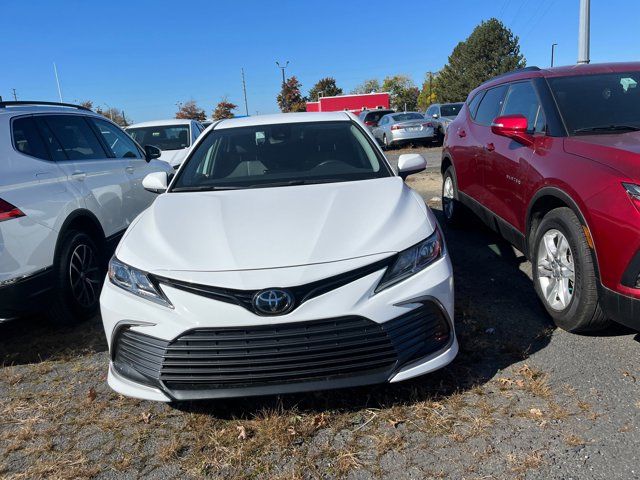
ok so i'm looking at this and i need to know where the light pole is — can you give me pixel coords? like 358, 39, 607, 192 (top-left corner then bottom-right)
276, 61, 289, 110
578, 0, 590, 64
551, 43, 558, 67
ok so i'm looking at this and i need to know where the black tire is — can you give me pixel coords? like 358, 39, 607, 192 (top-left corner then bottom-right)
441, 166, 466, 227
531, 207, 610, 333
48, 230, 103, 325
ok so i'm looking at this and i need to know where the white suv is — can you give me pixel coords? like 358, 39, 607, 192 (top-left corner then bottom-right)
0, 101, 173, 324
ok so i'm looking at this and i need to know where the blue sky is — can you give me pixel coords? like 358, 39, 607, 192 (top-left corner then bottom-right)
2, 0, 637, 122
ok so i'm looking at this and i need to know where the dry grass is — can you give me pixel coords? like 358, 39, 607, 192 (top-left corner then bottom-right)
508, 449, 545, 474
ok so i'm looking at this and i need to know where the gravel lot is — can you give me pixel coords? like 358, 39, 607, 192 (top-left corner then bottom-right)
1, 146, 639, 479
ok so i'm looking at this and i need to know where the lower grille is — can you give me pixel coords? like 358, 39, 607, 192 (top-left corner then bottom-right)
112, 304, 450, 396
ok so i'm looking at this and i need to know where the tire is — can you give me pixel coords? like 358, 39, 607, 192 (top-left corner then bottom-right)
531, 207, 610, 333
48, 230, 103, 325
441, 166, 466, 227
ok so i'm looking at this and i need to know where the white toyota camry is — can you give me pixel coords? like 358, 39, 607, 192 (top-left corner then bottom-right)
100, 112, 457, 402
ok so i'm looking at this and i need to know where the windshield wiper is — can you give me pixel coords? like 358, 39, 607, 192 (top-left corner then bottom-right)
247, 179, 342, 188
574, 125, 640, 134
171, 185, 243, 192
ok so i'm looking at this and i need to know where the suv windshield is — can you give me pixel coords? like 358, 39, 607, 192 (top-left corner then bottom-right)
391, 113, 424, 122
440, 103, 464, 117
127, 124, 190, 150
171, 121, 391, 191
548, 72, 640, 135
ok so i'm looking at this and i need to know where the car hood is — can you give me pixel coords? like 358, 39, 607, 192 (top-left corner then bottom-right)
117, 177, 434, 273
564, 133, 640, 179
159, 148, 189, 167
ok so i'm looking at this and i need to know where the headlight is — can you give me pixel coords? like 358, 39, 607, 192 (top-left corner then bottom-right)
108, 257, 172, 307
375, 228, 443, 293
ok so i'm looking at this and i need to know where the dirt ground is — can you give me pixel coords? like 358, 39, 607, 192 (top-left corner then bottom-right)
1, 147, 639, 479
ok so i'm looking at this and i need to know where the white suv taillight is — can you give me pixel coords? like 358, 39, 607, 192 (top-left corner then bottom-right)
0, 199, 25, 222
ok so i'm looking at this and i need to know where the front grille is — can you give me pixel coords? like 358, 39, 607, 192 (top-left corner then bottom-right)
112, 304, 450, 396
150, 255, 395, 315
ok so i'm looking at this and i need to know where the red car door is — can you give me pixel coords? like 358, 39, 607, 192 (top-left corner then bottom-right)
484, 81, 546, 232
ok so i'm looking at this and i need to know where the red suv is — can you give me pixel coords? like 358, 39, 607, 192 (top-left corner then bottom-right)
442, 63, 640, 333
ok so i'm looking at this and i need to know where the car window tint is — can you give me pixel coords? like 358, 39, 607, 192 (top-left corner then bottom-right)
34, 117, 70, 161
502, 81, 546, 134
41, 115, 107, 160
12, 117, 49, 160
467, 91, 485, 119
90, 118, 142, 158
474, 85, 508, 126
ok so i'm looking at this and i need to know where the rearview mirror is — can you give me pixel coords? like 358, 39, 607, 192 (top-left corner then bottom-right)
144, 145, 162, 162
397, 154, 427, 180
142, 171, 168, 194
491, 114, 534, 146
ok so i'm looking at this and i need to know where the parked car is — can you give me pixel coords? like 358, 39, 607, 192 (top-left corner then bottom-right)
0, 101, 173, 324
101, 111, 457, 401
372, 112, 435, 149
126, 119, 204, 169
426, 102, 464, 142
358, 109, 395, 129
442, 63, 640, 333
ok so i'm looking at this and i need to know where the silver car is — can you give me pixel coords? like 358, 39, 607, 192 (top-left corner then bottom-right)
371, 112, 435, 149
425, 103, 464, 143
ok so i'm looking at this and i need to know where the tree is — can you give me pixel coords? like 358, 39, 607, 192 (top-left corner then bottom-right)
308, 77, 343, 101
436, 18, 525, 103
212, 97, 237, 120
78, 100, 93, 110
277, 76, 306, 113
381, 75, 419, 111
94, 106, 132, 127
417, 72, 439, 111
175, 100, 206, 121
350, 79, 381, 95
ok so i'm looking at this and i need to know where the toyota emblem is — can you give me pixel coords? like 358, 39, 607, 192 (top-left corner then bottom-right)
253, 289, 294, 315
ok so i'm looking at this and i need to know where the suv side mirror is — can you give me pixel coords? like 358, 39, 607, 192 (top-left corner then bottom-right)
142, 171, 168, 194
491, 114, 534, 146
397, 154, 427, 180
144, 145, 162, 162
432, 113, 439, 119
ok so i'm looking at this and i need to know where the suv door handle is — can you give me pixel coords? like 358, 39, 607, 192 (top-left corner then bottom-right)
457, 129, 466, 138
71, 171, 86, 181
125, 166, 135, 174
484, 143, 495, 152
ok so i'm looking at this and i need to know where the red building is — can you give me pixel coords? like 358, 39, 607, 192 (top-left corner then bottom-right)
306, 92, 390, 115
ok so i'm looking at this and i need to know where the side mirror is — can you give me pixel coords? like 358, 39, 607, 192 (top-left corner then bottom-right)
144, 145, 162, 162
142, 171, 168, 194
432, 113, 439, 119
397, 154, 427, 180
491, 114, 534, 146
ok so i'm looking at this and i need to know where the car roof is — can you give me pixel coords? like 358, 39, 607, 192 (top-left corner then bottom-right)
127, 119, 195, 128
471, 62, 640, 99
214, 111, 353, 130
0, 104, 99, 118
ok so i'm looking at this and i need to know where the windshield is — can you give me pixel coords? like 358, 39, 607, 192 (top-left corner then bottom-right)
364, 110, 393, 122
171, 121, 392, 191
548, 72, 640, 135
391, 113, 424, 122
440, 103, 464, 117
127, 124, 190, 150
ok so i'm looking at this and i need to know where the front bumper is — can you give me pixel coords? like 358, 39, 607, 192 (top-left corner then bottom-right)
0, 267, 54, 317
101, 254, 456, 402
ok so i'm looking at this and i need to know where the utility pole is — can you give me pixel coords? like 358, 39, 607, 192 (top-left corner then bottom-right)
11, 88, 17, 101
53, 63, 63, 102
276, 61, 289, 111
551, 43, 558, 67
241, 68, 249, 116
578, 0, 590, 64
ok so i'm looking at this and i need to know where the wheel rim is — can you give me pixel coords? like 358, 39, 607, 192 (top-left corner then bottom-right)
536, 229, 575, 311
443, 176, 455, 219
69, 243, 101, 308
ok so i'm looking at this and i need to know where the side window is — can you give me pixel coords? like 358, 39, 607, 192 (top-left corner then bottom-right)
11, 117, 49, 160
41, 115, 107, 160
474, 85, 508, 126
89, 118, 142, 158
426, 107, 433, 116
501, 81, 547, 134
467, 91, 485, 119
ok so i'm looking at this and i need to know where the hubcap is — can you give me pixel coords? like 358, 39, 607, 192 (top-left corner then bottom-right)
443, 176, 454, 218
536, 229, 575, 311
69, 244, 101, 308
